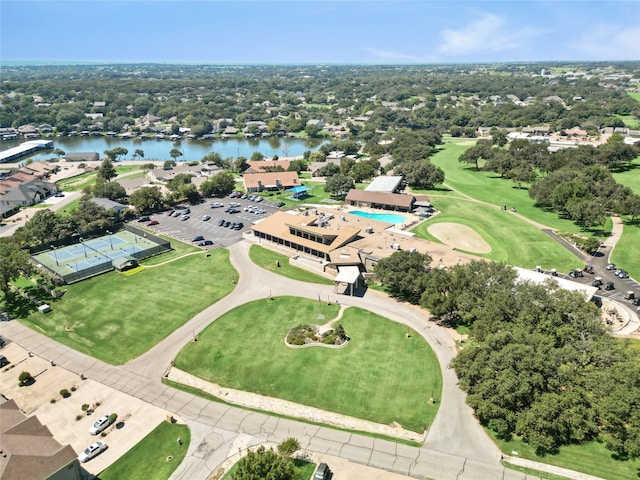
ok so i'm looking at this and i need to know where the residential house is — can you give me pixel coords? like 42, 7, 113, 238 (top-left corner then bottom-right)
0, 399, 81, 480
0, 178, 58, 208
242, 171, 300, 192
245, 160, 291, 173
306, 119, 324, 130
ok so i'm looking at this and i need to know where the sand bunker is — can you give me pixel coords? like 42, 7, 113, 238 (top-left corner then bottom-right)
428, 222, 491, 254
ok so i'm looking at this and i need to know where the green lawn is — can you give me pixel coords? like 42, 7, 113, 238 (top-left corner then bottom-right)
175, 297, 442, 433
627, 91, 640, 103
614, 114, 640, 128
609, 219, 640, 280
429, 138, 607, 237
248, 245, 333, 285
13, 250, 237, 364
97, 421, 189, 480
612, 157, 640, 196
490, 431, 638, 480
412, 197, 582, 272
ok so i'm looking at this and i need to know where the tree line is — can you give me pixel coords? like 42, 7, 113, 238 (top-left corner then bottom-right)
373, 251, 640, 459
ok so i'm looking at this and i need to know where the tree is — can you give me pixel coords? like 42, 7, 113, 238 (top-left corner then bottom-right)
164, 160, 177, 169
73, 197, 116, 230
459, 140, 493, 170
167, 173, 193, 192
129, 186, 164, 213
169, 148, 183, 162
373, 250, 432, 304
318, 163, 340, 177
200, 172, 236, 197
97, 158, 117, 182
394, 161, 445, 189
235, 445, 294, 480
250, 151, 264, 161
277, 438, 300, 458
324, 173, 354, 199
179, 183, 201, 204
0, 240, 31, 300
52, 148, 65, 158
349, 162, 376, 183
490, 128, 508, 147
18, 210, 73, 245
132, 149, 145, 161
93, 179, 126, 201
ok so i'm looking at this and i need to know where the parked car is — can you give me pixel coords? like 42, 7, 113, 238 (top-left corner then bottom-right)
233, 222, 244, 230
192, 235, 204, 242
605, 281, 615, 291
223, 221, 231, 227
583, 264, 595, 274
592, 277, 603, 287
0, 355, 10, 367
275, 201, 286, 207
624, 291, 635, 300
180, 215, 190, 221
313, 463, 329, 480
216, 219, 225, 226
78, 441, 108, 463
197, 240, 213, 246
137, 216, 150, 223
89, 415, 113, 435
615, 270, 628, 279
202, 215, 211, 221
210, 202, 224, 208
54, 192, 65, 197
606, 263, 616, 270
255, 196, 263, 202
229, 202, 241, 207
147, 220, 159, 226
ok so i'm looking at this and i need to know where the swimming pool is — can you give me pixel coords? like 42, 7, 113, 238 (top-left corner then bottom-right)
349, 210, 406, 224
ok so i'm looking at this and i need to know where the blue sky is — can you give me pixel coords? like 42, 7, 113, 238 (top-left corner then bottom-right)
1, 1, 639, 64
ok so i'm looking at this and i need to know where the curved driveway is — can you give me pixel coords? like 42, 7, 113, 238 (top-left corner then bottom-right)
4, 240, 537, 479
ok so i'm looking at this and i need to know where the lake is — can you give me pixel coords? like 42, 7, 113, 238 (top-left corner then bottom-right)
1, 136, 326, 162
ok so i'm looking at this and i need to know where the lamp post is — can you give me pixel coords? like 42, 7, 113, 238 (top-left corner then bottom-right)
50, 245, 58, 266
80, 237, 87, 257
106, 230, 113, 249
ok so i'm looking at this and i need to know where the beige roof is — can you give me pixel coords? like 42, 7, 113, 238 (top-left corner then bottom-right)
345, 189, 415, 209
243, 171, 300, 190
251, 210, 361, 256
246, 160, 291, 173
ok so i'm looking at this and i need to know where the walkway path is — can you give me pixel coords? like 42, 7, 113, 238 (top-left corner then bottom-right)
4, 239, 606, 479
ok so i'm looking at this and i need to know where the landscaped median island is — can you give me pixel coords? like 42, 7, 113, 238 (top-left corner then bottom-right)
173, 296, 441, 438
15, 248, 238, 364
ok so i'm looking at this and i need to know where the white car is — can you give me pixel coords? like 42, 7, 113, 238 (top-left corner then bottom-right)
78, 441, 108, 462
89, 415, 112, 435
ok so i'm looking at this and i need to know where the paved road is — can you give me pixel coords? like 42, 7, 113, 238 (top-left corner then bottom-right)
2, 239, 544, 479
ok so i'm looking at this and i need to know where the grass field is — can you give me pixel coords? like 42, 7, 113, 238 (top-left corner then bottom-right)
248, 245, 334, 284
627, 91, 640, 103
413, 196, 581, 272
97, 422, 189, 480
490, 431, 638, 480
612, 157, 640, 196
14, 249, 237, 364
175, 297, 442, 433
609, 219, 640, 280
428, 137, 607, 237
614, 114, 640, 128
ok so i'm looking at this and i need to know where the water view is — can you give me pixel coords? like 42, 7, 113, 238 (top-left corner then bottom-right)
1, 136, 326, 162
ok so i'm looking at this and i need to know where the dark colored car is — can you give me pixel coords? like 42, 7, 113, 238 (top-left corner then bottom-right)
137, 216, 150, 222
192, 235, 204, 242
583, 265, 595, 274
313, 463, 329, 480
197, 240, 213, 246
223, 221, 231, 227
605, 281, 615, 291
233, 222, 244, 230
217, 219, 225, 226
0, 355, 10, 367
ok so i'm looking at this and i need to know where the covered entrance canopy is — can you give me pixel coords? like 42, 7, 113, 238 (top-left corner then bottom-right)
334, 265, 363, 296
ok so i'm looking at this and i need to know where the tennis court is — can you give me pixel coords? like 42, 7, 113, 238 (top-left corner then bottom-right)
33, 227, 172, 284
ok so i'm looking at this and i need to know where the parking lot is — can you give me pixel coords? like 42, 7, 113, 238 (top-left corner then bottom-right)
140, 194, 283, 249
0, 343, 170, 475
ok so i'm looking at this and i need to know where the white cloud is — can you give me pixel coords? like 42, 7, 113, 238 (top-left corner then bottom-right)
363, 47, 436, 63
436, 13, 542, 57
574, 25, 640, 60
